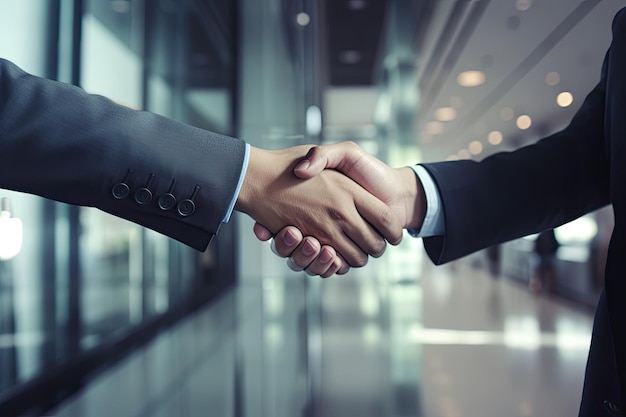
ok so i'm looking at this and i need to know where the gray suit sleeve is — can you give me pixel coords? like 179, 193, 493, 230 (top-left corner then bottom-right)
0, 58, 246, 251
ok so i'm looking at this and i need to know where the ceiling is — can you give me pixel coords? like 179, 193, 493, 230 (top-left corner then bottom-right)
322, 0, 625, 163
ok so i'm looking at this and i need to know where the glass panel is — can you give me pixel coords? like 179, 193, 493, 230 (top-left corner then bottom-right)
0, 0, 57, 395
78, 0, 146, 349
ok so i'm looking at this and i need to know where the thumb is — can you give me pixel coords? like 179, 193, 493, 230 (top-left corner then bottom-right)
293, 146, 326, 179
293, 142, 365, 179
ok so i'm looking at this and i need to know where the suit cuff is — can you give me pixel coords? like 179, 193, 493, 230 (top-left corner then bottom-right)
223, 143, 250, 223
407, 165, 445, 237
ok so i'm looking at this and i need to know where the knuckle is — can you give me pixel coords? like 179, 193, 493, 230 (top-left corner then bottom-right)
371, 239, 387, 258
351, 252, 369, 267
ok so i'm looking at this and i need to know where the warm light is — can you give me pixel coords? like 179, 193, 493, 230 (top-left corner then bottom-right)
446, 155, 460, 161
296, 12, 310, 26
457, 149, 471, 159
545, 71, 560, 86
469, 141, 483, 155
517, 114, 532, 130
557, 91, 574, 108
488, 130, 503, 145
434, 106, 457, 122
457, 70, 485, 87
515, 0, 532, 12
425, 121, 444, 135
500, 107, 514, 121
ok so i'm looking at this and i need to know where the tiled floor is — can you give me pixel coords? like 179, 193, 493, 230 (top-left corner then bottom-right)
49, 246, 595, 417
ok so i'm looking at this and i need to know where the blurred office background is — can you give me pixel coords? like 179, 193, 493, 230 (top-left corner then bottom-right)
0, 1, 620, 416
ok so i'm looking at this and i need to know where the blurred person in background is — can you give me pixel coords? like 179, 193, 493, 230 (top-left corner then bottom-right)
530, 229, 559, 294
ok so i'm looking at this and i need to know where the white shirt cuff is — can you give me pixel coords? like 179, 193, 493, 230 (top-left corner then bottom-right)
222, 143, 250, 223
407, 165, 445, 237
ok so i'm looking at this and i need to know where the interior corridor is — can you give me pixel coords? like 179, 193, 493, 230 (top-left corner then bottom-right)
50, 244, 595, 417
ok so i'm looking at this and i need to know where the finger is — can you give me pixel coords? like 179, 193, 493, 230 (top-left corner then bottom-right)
320, 257, 343, 278
332, 234, 370, 268
253, 222, 273, 241
335, 253, 350, 275
288, 236, 322, 271
353, 189, 404, 246
271, 227, 303, 257
339, 191, 389, 258
304, 246, 339, 277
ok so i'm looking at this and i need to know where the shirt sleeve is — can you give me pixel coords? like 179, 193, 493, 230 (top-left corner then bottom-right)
223, 143, 250, 223
406, 165, 445, 237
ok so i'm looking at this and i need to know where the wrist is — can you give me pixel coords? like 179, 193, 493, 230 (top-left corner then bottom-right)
396, 167, 426, 230
235, 146, 262, 215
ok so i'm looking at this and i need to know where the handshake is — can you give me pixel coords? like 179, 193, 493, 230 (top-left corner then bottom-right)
234, 141, 426, 278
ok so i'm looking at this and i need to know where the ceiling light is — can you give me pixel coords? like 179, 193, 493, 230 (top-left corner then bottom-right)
545, 72, 560, 86
557, 92, 574, 108
457, 70, 485, 87
515, 0, 532, 12
500, 107, 514, 121
469, 141, 483, 155
434, 107, 457, 122
296, 12, 310, 26
488, 131, 503, 145
517, 115, 532, 130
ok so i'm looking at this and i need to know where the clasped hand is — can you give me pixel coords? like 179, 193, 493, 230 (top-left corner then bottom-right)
242, 142, 425, 278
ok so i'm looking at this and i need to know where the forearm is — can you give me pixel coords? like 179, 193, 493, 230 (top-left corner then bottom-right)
0, 58, 246, 250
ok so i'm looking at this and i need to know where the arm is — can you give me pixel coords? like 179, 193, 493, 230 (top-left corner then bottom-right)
0, 59, 402, 265
421, 78, 610, 264
259, 77, 610, 271
0, 58, 242, 250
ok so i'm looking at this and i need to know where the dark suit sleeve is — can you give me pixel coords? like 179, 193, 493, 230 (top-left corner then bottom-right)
420, 77, 611, 265
0, 58, 246, 251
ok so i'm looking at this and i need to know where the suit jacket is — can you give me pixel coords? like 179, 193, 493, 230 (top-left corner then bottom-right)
421, 8, 626, 416
0, 58, 246, 251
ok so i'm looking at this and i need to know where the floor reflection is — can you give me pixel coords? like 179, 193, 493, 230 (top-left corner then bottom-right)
49, 243, 594, 417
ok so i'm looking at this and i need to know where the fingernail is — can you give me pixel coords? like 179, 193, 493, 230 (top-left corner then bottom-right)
295, 159, 310, 171
283, 231, 298, 246
318, 251, 333, 264
302, 241, 316, 256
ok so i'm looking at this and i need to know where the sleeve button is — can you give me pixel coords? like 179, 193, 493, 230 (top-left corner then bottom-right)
158, 194, 176, 211
134, 188, 153, 205
112, 183, 130, 199
177, 200, 196, 217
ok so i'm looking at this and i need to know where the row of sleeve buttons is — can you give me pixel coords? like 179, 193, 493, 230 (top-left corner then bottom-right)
111, 170, 198, 217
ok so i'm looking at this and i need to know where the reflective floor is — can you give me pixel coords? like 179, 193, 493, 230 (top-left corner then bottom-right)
50, 245, 595, 417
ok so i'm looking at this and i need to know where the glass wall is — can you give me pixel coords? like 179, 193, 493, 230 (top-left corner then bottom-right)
0, 1, 238, 413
